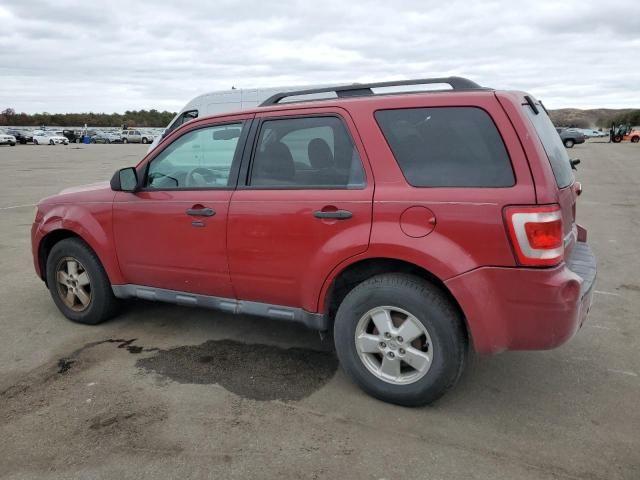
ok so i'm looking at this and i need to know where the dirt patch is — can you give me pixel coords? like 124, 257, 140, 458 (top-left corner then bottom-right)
619, 283, 640, 292
136, 339, 338, 401
0, 338, 175, 476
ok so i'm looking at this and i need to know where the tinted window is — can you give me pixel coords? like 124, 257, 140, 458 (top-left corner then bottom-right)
375, 107, 515, 187
524, 106, 574, 188
146, 123, 243, 189
249, 116, 365, 188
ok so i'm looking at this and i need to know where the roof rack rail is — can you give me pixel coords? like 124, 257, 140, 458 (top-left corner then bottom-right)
259, 77, 484, 107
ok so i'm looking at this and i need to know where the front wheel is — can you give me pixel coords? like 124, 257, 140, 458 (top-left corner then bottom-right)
333, 273, 467, 406
563, 139, 575, 148
45, 238, 119, 325
142, 137, 148, 144
122, 138, 128, 144
631, 136, 639, 143
33, 139, 39, 145
613, 135, 623, 143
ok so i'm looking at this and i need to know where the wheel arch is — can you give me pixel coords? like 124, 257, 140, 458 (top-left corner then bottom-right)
36, 222, 124, 286
321, 257, 470, 344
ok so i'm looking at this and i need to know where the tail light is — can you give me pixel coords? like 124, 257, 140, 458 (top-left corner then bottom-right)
504, 205, 563, 266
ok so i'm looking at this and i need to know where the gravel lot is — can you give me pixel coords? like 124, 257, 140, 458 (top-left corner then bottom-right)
0, 141, 638, 479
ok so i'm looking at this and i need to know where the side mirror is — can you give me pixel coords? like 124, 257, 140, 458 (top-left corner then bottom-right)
110, 167, 139, 192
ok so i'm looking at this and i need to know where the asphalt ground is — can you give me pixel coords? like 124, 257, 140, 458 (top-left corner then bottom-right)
0, 140, 638, 479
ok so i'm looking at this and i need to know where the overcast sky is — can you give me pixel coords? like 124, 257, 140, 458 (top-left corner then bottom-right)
1, 0, 638, 114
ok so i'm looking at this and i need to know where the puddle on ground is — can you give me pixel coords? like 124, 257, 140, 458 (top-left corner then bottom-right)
136, 339, 338, 401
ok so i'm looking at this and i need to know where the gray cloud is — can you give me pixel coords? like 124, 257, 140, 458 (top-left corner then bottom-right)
0, 0, 638, 113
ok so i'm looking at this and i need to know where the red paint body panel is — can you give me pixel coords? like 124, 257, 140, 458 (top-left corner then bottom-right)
31, 183, 125, 284
446, 259, 592, 354
112, 189, 234, 297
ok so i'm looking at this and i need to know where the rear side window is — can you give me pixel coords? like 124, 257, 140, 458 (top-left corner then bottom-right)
524, 106, 574, 188
375, 107, 515, 187
249, 116, 365, 189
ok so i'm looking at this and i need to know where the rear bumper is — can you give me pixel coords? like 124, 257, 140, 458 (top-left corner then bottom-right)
446, 241, 596, 354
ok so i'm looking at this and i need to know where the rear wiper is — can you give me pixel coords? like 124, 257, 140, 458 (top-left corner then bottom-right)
570, 158, 580, 170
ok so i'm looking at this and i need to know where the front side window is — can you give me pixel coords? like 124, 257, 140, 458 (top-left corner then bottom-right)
146, 123, 243, 189
249, 116, 365, 188
375, 107, 515, 187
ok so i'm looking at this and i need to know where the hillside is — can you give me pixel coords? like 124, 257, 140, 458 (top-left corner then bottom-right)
548, 108, 638, 129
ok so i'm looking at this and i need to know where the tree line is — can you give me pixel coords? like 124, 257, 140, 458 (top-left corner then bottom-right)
608, 110, 640, 127
0, 108, 177, 127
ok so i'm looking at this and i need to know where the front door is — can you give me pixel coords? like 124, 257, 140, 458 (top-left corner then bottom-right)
113, 117, 252, 297
227, 111, 374, 312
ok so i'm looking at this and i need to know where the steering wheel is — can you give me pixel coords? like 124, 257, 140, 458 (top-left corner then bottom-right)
185, 167, 220, 187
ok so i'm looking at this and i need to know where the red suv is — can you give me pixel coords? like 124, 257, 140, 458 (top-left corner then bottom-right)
31, 78, 596, 405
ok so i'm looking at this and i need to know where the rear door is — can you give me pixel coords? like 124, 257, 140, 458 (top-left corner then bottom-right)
227, 108, 374, 312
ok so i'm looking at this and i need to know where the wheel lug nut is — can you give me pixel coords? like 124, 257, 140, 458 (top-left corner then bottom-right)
388, 352, 395, 359
379, 342, 386, 348
384, 332, 391, 339
397, 336, 403, 343
399, 348, 405, 355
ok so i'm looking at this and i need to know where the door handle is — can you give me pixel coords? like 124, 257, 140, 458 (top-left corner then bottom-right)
313, 209, 353, 220
186, 207, 215, 217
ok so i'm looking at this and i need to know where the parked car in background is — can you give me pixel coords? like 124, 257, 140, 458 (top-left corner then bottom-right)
91, 131, 121, 144
61, 129, 83, 143
556, 127, 586, 148
121, 129, 154, 144
0, 131, 17, 146
6, 129, 32, 144
32, 130, 69, 145
31, 77, 596, 406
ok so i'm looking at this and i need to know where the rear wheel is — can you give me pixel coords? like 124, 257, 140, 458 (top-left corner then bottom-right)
613, 135, 623, 143
33, 139, 39, 145
122, 138, 128, 144
631, 136, 639, 143
333, 273, 467, 406
45, 238, 119, 325
563, 139, 575, 148
142, 137, 148, 144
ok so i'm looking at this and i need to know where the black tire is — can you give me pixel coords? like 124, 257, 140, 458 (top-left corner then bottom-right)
33, 139, 38, 145
10, 143, 15, 147
333, 273, 467, 406
631, 136, 639, 143
49, 139, 54, 146
613, 135, 623, 143
106, 139, 111, 144
122, 138, 128, 144
563, 139, 574, 148
142, 137, 148, 144
90, 138, 96, 144
45, 238, 119, 325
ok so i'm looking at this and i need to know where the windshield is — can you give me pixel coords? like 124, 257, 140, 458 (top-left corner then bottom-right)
523, 102, 574, 188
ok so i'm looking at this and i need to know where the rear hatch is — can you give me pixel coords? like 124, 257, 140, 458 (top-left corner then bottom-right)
522, 98, 578, 259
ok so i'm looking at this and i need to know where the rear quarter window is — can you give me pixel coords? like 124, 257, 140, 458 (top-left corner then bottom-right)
523, 106, 574, 189
375, 107, 515, 187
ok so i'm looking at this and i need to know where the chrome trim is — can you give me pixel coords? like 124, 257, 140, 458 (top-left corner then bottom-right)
111, 284, 328, 330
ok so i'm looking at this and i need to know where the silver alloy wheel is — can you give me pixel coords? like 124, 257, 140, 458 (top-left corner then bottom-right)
354, 306, 433, 385
55, 257, 92, 312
